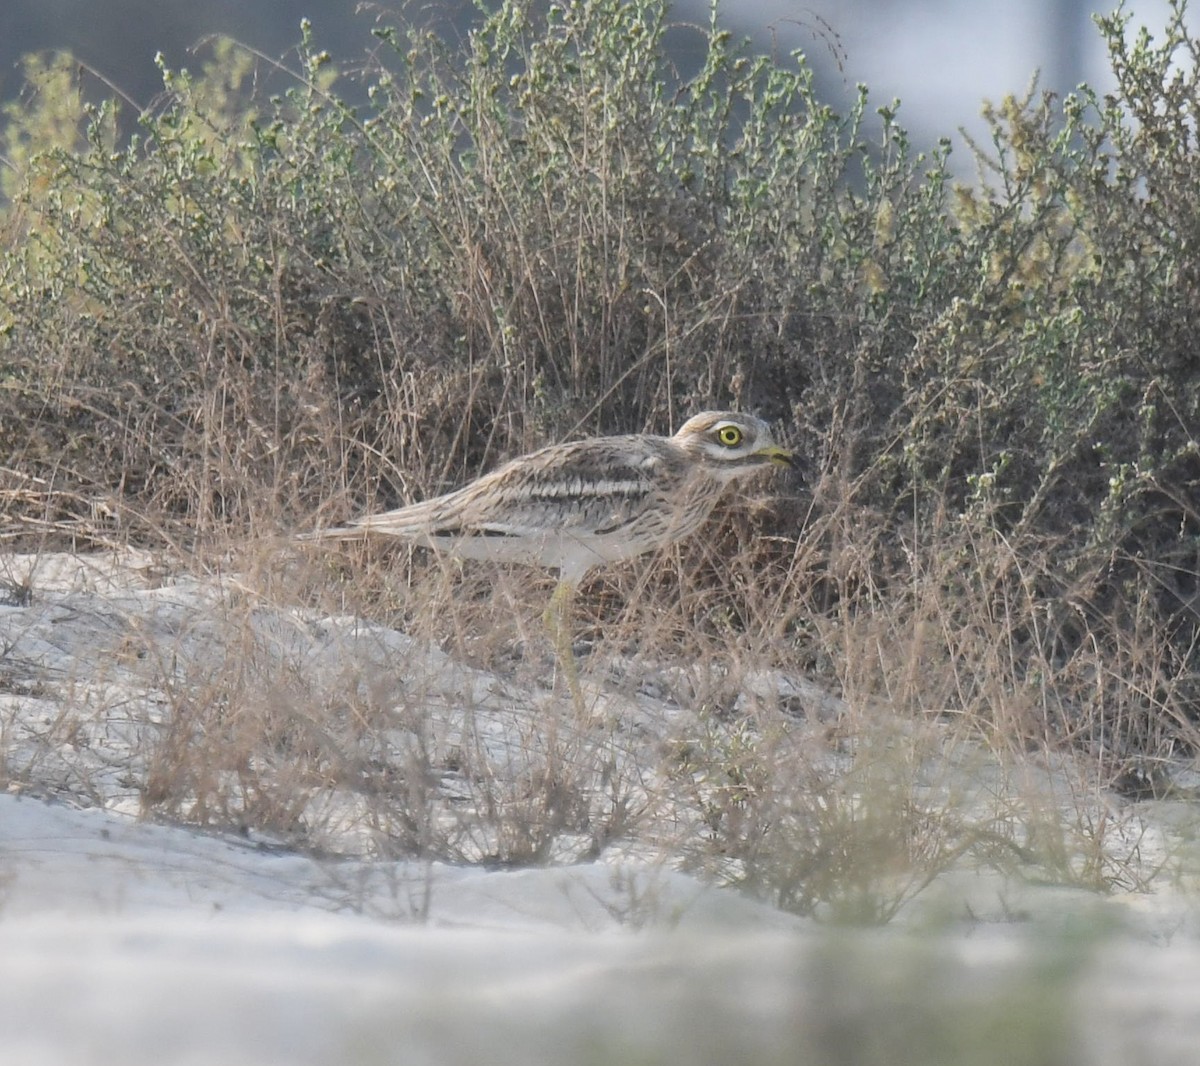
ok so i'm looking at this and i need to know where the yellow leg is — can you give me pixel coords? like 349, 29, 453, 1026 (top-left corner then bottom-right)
543, 579, 585, 714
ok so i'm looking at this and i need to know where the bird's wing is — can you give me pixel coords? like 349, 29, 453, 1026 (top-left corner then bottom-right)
303, 436, 677, 542
427, 436, 673, 537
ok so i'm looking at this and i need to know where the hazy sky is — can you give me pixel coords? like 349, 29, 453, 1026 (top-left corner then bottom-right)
701, 0, 1185, 145
1, 0, 1191, 149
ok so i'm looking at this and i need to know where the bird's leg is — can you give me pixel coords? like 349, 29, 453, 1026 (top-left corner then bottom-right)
543, 578, 585, 715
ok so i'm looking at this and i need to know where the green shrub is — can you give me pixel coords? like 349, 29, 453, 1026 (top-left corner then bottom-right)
3, 0, 1200, 901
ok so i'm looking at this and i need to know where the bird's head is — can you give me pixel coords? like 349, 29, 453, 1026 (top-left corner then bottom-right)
672, 412, 794, 481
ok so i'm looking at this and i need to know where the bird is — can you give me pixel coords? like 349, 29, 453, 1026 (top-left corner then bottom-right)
302, 411, 794, 708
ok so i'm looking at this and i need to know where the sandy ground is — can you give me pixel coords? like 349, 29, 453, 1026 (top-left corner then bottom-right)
4, 551, 1200, 1065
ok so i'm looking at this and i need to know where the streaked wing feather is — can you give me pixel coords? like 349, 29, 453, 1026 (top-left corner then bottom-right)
320, 435, 674, 543
416, 437, 663, 536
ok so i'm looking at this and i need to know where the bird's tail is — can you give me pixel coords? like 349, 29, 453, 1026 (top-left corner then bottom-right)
296, 497, 449, 543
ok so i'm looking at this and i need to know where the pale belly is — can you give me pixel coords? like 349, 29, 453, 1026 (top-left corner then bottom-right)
423, 484, 722, 583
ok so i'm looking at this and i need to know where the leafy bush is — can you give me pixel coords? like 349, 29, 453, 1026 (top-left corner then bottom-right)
3, 0, 1200, 907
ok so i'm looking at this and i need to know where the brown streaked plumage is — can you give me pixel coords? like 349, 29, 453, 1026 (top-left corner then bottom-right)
301, 411, 793, 584
302, 411, 793, 710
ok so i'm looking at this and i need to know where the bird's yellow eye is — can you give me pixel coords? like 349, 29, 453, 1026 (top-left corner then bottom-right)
716, 425, 744, 448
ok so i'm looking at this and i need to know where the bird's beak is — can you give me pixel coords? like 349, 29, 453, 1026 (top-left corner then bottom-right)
757, 445, 794, 468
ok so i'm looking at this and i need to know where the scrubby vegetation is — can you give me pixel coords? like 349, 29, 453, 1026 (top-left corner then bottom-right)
3, 0, 1200, 917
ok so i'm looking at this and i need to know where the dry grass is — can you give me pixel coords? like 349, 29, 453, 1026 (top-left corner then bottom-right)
0, 478, 1175, 916
3, 0, 1200, 919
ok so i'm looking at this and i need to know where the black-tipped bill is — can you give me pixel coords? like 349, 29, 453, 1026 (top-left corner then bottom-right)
754, 446, 794, 468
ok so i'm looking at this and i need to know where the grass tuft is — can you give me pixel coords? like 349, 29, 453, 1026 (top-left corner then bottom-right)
3, 0, 1200, 916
